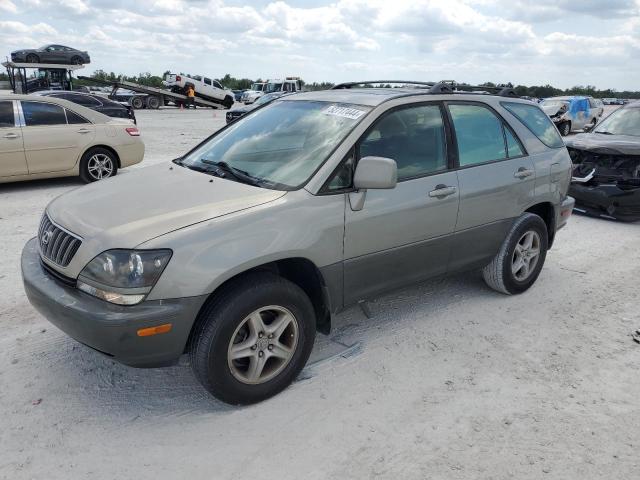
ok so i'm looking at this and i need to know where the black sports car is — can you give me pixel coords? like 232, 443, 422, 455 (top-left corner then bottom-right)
11, 45, 90, 65
567, 101, 640, 222
225, 92, 291, 124
32, 91, 136, 124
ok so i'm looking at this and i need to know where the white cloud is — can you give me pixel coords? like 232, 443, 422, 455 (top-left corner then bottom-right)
0, 0, 17, 12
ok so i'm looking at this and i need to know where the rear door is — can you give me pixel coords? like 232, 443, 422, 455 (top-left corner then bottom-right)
0, 100, 28, 177
19, 100, 96, 173
342, 103, 460, 304
445, 101, 536, 272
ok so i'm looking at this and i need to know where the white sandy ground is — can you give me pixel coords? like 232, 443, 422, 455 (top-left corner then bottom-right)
1, 107, 639, 479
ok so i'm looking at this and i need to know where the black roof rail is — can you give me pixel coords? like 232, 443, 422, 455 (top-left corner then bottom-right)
331, 80, 519, 97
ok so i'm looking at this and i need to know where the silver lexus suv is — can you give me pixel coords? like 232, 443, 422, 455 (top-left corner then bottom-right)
22, 81, 575, 405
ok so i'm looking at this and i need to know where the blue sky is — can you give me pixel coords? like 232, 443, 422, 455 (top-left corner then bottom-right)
1, 0, 639, 90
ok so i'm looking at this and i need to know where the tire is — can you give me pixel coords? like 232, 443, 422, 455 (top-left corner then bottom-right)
146, 96, 160, 109
70, 56, 82, 65
559, 121, 571, 136
223, 95, 234, 109
130, 96, 144, 109
189, 272, 316, 405
26, 54, 39, 63
79, 147, 118, 183
482, 213, 549, 295
586, 118, 597, 131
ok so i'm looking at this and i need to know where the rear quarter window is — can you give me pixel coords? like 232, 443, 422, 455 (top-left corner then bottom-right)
501, 102, 564, 148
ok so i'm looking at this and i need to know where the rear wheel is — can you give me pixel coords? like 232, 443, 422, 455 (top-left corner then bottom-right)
26, 54, 39, 63
559, 121, 571, 136
70, 56, 82, 65
189, 272, 316, 405
79, 147, 118, 183
223, 95, 234, 109
482, 213, 548, 295
130, 96, 144, 109
146, 96, 161, 109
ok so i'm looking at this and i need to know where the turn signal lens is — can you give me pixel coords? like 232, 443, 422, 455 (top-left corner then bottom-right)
137, 324, 172, 337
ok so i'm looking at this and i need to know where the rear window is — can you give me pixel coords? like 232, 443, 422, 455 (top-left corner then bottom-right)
502, 102, 564, 148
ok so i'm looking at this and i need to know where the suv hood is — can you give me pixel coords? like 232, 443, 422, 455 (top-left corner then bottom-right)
47, 163, 286, 248
565, 133, 640, 155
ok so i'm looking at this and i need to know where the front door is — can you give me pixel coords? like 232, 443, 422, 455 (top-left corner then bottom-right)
445, 102, 537, 272
343, 103, 460, 304
20, 100, 95, 174
0, 100, 28, 177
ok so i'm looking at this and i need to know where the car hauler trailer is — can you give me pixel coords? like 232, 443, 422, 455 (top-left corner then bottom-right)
77, 76, 225, 110
2, 61, 84, 93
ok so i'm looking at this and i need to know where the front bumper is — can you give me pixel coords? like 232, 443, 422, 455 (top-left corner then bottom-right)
570, 183, 640, 222
21, 237, 207, 367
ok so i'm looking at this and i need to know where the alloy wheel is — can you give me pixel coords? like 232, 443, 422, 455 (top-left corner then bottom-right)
87, 153, 114, 180
227, 306, 299, 385
511, 230, 541, 281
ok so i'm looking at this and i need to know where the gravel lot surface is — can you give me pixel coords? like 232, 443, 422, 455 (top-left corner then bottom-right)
1, 106, 639, 479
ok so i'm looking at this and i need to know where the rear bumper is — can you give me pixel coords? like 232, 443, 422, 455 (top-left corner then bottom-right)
115, 141, 145, 168
22, 237, 207, 367
569, 184, 640, 222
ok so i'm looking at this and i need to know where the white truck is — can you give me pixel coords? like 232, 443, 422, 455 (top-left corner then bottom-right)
241, 77, 303, 104
163, 73, 235, 108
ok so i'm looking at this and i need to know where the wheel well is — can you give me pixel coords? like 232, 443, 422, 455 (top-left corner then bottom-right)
84, 145, 121, 168
525, 202, 555, 247
187, 258, 332, 353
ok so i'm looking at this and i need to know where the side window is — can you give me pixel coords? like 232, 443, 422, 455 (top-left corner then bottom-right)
504, 127, 524, 157
502, 102, 564, 148
21, 101, 67, 126
69, 94, 101, 107
325, 155, 355, 192
0, 101, 14, 128
65, 109, 89, 124
213, 81, 223, 89
449, 104, 506, 167
204, 78, 212, 86
359, 105, 447, 180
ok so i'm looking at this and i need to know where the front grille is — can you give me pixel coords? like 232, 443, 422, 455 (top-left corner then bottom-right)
38, 214, 82, 267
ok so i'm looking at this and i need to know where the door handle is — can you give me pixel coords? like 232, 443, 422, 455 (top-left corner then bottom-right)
428, 184, 457, 198
3, 133, 19, 139
514, 168, 534, 179
77, 128, 91, 134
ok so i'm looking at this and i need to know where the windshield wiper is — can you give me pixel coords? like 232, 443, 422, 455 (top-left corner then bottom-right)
200, 159, 264, 186
594, 131, 614, 135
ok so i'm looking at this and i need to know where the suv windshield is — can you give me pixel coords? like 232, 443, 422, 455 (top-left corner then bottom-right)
251, 83, 265, 91
594, 107, 640, 137
180, 101, 370, 190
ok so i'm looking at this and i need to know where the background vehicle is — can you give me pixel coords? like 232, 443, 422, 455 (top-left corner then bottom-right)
588, 97, 604, 117
33, 90, 137, 124
541, 96, 600, 135
0, 95, 143, 183
240, 82, 266, 104
567, 100, 640, 221
225, 92, 291, 123
163, 73, 234, 108
232, 90, 246, 102
11, 45, 90, 65
21, 81, 574, 405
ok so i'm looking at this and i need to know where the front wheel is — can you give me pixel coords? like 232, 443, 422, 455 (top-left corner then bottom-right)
482, 213, 548, 295
559, 121, 571, 136
189, 272, 316, 405
223, 95, 234, 109
26, 54, 39, 63
70, 56, 82, 65
79, 147, 118, 183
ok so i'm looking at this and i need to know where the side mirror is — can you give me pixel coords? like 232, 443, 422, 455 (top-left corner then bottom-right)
353, 156, 397, 190
583, 123, 595, 133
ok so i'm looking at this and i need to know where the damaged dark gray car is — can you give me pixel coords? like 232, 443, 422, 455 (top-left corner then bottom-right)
567, 101, 640, 222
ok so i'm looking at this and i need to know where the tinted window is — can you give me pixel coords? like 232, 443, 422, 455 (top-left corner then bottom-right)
65, 94, 101, 107
505, 127, 524, 157
0, 101, 14, 128
65, 109, 89, 124
360, 105, 447, 180
204, 78, 212, 86
449, 104, 506, 166
21, 101, 67, 126
502, 102, 564, 148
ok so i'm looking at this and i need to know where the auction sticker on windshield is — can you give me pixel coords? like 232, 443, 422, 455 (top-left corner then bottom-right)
322, 105, 366, 120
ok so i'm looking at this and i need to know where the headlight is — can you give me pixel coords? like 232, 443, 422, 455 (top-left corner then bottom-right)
77, 249, 172, 305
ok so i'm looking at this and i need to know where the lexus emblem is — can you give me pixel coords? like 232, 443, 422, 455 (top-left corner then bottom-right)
41, 230, 53, 245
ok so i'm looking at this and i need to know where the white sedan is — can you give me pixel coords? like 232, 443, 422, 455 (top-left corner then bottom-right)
0, 94, 144, 184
